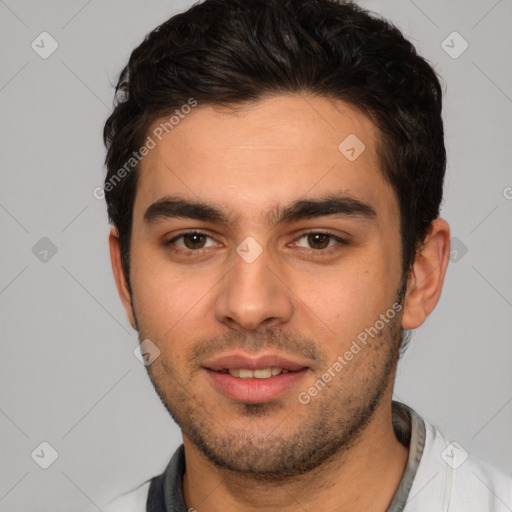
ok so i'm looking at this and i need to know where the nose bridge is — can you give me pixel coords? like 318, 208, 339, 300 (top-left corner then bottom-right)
213, 237, 293, 331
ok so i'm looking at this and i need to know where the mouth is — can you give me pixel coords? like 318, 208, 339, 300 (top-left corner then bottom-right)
202, 352, 310, 403
217, 367, 294, 378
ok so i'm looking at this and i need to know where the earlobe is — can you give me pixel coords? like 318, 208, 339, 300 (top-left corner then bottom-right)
109, 228, 137, 330
401, 218, 451, 330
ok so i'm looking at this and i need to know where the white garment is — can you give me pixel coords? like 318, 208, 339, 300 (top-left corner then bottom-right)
402, 419, 511, 511
102, 414, 512, 511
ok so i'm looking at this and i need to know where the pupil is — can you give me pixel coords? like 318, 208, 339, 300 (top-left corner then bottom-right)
308, 233, 329, 249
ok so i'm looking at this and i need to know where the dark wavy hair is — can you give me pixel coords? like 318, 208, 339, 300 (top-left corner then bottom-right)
103, 0, 445, 298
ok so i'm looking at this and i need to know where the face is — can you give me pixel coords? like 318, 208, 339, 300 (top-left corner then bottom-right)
123, 94, 406, 478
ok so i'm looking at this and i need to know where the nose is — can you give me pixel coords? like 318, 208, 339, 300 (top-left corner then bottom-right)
213, 242, 294, 333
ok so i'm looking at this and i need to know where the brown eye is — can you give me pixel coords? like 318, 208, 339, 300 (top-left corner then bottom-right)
307, 233, 331, 249
182, 233, 207, 249
166, 231, 216, 252
295, 232, 345, 251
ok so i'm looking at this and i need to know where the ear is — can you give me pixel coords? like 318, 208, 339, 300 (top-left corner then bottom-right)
401, 218, 451, 330
109, 228, 137, 330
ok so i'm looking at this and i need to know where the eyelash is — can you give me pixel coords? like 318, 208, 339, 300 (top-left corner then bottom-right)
164, 230, 350, 256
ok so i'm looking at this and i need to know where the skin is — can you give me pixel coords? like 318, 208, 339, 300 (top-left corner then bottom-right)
109, 94, 450, 511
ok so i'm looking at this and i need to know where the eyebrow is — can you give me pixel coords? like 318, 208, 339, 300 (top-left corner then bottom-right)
143, 194, 377, 227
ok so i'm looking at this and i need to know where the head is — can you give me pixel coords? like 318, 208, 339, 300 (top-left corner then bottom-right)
104, 0, 450, 479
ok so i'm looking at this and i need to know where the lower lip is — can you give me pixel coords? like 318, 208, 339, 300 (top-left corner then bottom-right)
204, 368, 308, 403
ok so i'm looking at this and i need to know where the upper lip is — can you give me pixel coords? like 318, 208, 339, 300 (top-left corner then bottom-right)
201, 352, 310, 372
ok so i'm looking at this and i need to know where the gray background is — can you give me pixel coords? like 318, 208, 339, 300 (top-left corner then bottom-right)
0, 0, 511, 510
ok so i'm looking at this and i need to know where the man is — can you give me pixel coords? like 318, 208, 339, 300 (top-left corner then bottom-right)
101, 0, 512, 510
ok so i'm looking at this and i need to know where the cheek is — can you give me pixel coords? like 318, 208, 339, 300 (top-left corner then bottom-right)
288, 248, 398, 344
129, 248, 217, 336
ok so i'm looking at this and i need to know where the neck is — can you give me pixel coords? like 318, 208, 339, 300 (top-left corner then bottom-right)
182, 395, 409, 512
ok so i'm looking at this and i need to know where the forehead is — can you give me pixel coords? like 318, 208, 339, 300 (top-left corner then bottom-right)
135, 94, 397, 225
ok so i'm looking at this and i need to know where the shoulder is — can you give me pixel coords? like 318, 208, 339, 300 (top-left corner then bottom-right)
407, 417, 512, 512
102, 480, 151, 512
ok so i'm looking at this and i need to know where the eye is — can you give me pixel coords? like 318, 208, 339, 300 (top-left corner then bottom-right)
163, 230, 349, 256
166, 231, 217, 251
294, 232, 348, 251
